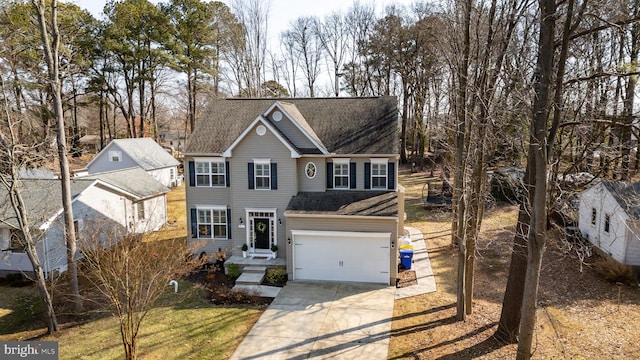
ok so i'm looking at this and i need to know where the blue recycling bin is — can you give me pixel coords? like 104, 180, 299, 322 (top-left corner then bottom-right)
399, 249, 414, 270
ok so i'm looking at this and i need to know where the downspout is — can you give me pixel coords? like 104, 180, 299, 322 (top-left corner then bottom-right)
43, 232, 49, 279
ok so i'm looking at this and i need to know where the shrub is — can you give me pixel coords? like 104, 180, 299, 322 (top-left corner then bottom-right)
593, 257, 636, 285
264, 268, 287, 286
226, 263, 241, 278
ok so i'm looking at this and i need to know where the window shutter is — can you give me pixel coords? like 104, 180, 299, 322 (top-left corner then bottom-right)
364, 163, 371, 189
271, 163, 278, 190
188, 161, 195, 187
248, 162, 254, 189
190, 209, 197, 238
225, 161, 230, 187
349, 162, 357, 189
227, 208, 232, 239
388, 162, 396, 190
326, 162, 333, 189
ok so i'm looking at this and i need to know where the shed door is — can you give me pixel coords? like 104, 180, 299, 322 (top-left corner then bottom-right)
292, 230, 390, 284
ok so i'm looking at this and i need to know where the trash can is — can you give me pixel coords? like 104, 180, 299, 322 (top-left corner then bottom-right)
399, 249, 414, 270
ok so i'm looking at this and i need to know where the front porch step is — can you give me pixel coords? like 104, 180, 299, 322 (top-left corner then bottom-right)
243, 266, 267, 274
236, 271, 265, 285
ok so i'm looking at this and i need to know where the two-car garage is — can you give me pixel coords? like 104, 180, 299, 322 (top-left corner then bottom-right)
290, 230, 392, 285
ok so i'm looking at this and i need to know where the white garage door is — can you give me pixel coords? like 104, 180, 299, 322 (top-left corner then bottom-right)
292, 230, 391, 284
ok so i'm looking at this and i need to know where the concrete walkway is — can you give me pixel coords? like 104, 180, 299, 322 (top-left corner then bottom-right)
395, 226, 437, 299
230, 282, 395, 360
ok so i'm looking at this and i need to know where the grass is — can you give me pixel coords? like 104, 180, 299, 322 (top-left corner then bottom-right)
144, 183, 187, 242
0, 285, 45, 338
42, 283, 263, 360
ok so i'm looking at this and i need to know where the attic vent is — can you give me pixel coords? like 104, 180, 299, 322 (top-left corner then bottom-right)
256, 125, 266, 136
272, 111, 282, 121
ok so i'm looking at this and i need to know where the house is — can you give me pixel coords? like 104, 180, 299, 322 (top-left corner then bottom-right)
85, 138, 181, 187
0, 168, 169, 278
184, 97, 404, 285
578, 181, 640, 266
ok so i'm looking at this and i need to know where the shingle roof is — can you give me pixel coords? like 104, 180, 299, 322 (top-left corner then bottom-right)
186, 97, 399, 155
109, 138, 180, 170
84, 167, 170, 199
285, 191, 398, 217
0, 179, 95, 228
602, 181, 640, 219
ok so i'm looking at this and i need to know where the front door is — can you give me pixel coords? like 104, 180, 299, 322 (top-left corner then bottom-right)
254, 218, 270, 250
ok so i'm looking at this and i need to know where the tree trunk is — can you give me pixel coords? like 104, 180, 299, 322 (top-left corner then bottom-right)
515, 0, 555, 357
33, 0, 83, 313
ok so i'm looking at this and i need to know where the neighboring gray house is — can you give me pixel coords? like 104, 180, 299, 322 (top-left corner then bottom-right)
85, 138, 181, 187
184, 97, 404, 285
578, 181, 640, 266
0, 168, 169, 278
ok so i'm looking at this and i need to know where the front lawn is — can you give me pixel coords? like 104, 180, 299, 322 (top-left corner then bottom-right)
0, 281, 264, 359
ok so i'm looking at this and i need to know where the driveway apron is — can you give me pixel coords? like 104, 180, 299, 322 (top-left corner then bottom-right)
230, 282, 395, 360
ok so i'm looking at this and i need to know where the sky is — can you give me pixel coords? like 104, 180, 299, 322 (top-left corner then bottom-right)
71, 0, 413, 46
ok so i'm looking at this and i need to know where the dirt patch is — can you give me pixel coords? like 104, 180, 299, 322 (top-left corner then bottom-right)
390, 168, 640, 359
188, 268, 275, 306
397, 270, 417, 288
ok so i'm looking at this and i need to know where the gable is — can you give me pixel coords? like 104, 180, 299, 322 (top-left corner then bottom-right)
263, 102, 328, 155
87, 138, 179, 172
222, 116, 301, 158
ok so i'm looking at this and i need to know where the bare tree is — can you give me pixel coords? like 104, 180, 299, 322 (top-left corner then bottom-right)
228, 0, 270, 97
0, 76, 59, 334
315, 12, 349, 97
31, 0, 82, 312
80, 233, 203, 360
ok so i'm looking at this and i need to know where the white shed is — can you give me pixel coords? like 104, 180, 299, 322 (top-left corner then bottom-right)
578, 181, 640, 266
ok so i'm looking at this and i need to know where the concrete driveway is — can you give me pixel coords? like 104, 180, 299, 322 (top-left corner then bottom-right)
230, 282, 395, 360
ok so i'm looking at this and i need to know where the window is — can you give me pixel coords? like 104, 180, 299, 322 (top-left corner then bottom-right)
334, 162, 349, 189
10, 229, 25, 252
137, 202, 145, 220
170, 168, 175, 180
591, 208, 597, 225
255, 162, 271, 190
305, 162, 317, 179
604, 214, 610, 233
371, 162, 388, 189
197, 208, 227, 239
109, 150, 121, 162
195, 161, 225, 187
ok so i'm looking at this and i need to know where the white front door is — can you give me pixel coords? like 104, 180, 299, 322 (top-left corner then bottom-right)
292, 230, 391, 284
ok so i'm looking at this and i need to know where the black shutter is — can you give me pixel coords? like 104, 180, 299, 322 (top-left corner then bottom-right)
225, 161, 230, 187
326, 162, 333, 189
248, 162, 254, 189
188, 161, 195, 187
271, 163, 278, 190
190, 208, 197, 238
349, 162, 357, 189
364, 162, 371, 189
388, 162, 396, 190
227, 208, 232, 239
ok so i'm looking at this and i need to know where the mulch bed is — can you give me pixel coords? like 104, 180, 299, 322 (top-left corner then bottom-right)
397, 269, 417, 288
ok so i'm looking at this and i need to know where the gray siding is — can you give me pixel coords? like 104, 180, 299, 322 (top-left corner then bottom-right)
87, 143, 139, 173
297, 158, 326, 192
229, 125, 298, 258
285, 216, 399, 284
268, 109, 317, 149
184, 156, 232, 242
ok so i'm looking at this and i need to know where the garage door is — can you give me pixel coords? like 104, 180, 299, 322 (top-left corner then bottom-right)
292, 230, 391, 284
